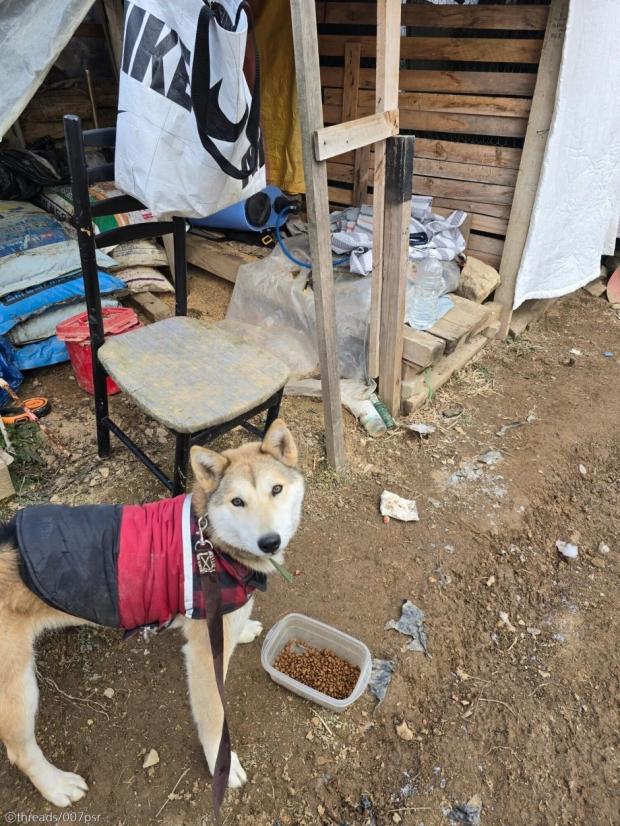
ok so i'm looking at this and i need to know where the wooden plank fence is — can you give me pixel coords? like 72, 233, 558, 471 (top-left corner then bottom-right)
318, 1, 550, 269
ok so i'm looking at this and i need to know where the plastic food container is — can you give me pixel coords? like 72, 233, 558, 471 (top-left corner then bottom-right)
261, 613, 372, 711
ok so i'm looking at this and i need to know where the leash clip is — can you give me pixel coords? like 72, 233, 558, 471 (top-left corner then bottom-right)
197, 549, 216, 575
195, 515, 215, 574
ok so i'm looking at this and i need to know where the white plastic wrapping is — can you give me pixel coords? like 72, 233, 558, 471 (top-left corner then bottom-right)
0, 0, 92, 137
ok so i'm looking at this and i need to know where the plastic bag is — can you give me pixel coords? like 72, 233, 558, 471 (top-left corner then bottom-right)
227, 238, 458, 383
0, 336, 23, 406
226, 237, 370, 381
0, 271, 125, 335
116, 0, 266, 219
14, 336, 68, 371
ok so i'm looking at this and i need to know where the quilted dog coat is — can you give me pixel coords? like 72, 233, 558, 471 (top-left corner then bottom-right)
10, 494, 265, 629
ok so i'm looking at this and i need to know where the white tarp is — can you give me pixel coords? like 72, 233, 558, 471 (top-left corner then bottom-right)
513, 0, 620, 308
0, 0, 93, 137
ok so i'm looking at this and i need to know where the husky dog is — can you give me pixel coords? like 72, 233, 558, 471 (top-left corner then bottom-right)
0, 420, 304, 807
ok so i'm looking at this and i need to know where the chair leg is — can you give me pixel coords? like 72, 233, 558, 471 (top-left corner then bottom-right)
263, 389, 284, 434
173, 432, 191, 496
173, 217, 188, 317
93, 360, 110, 458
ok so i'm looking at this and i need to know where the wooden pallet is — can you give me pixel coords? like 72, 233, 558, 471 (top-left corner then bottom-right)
582, 276, 608, 298
317, 2, 551, 270
508, 298, 556, 337
126, 291, 169, 323
185, 233, 270, 283
400, 296, 499, 413
401, 334, 489, 415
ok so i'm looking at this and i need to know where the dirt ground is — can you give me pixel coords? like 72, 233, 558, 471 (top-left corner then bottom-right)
0, 275, 618, 826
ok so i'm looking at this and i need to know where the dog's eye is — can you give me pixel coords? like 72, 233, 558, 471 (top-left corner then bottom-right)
272, 484, 283, 496
231, 497, 245, 507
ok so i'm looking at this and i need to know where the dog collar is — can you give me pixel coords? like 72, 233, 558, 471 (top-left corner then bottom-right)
181, 495, 266, 620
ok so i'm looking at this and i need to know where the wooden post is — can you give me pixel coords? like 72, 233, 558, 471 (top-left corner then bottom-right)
378, 136, 415, 417
495, 0, 569, 337
342, 43, 372, 205
368, 0, 402, 378
100, 0, 124, 77
289, 0, 346, 470
342, 43, 361, 123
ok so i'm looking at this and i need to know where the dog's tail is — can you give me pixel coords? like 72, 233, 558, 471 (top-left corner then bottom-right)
0, 517, 17, 553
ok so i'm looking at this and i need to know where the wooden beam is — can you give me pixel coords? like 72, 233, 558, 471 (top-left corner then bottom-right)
321, 66, 538, 98
509, 299, 556, 336
324, 89, 533, 120
342, 43, 372, 205
318, 35, 543, 63
331, 139, 523, 171
413, 176, 515, 206
495, 0, 569, 337
378, 136, 415, 417
100, 0, 124, 77
368, 0, 401, 379
401, 335, 488, 414
185, 234, 269, 283
403, 327, 445, 369
326, 156, 518, 188
324, 104, 528, 139
428, 197, 512, 220
313, 111, 398, 161
289, 0, 346, 470
318, 3, 548, 30
341, 43, 361, 123
162, 233, 176, 279
325, 104, 529, 139
127, 291, 169, 323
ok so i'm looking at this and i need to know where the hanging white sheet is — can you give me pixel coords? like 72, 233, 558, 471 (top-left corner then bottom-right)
513, 0, 620, 308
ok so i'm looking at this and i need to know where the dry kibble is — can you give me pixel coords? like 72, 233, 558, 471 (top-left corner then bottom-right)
274, 640, 360, 700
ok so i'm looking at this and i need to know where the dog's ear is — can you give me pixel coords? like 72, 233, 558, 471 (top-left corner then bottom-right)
190, 446, 229, 492
261, 419, 298, 467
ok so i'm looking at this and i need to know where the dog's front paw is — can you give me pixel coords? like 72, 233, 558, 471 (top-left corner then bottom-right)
34, 766, 88, 807
239, 619, 263, 644
228, 751, 247, 788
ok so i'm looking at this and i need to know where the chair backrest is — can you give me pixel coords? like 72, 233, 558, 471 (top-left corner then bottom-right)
63, 114, 187, 355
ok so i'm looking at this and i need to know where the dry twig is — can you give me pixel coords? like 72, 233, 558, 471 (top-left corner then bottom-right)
154, 766, 190, 819
36, 668, 109, 718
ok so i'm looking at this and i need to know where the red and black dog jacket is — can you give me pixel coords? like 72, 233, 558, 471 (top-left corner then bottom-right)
6, 494, 266, 630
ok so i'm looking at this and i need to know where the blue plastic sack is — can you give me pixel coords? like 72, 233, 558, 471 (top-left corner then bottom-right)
14, 336, 69, 371
0, 271, 126, 335
0, 201, 68, 259
0, 336, 23, 406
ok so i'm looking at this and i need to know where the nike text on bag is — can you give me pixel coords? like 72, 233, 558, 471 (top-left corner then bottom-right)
115, 0, 266, 220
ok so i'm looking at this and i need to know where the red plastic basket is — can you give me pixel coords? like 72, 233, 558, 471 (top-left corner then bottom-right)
56, 307, 141, 395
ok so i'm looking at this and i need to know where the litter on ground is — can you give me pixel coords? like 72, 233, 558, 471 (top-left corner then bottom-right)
556, 540, 579, 559
407, 423, 436, 436
477, 449, 502, 466
445, 795, 482, 826
380, 490, 419, 522
385, 600, 428, 653
368, 659, 395, 705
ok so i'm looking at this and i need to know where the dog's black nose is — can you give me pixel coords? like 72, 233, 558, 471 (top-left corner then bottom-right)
258, 533, 281, 554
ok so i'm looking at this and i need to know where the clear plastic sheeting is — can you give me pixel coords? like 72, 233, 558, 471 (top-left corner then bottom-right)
227, 237, 371, 381
0, 0, 93, 137
227, 236, 460, 384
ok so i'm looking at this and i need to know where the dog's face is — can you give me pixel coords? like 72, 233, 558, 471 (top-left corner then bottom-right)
190, 420, 304, 570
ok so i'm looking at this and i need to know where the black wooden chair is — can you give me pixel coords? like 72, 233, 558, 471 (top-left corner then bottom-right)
63, 114, 289, 495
